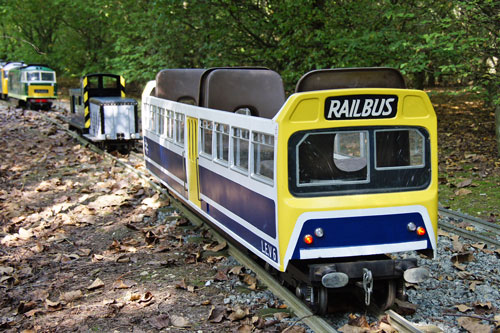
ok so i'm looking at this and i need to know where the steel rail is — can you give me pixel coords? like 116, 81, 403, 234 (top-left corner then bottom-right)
385, 310, 424, 333
38, 111, 337, 333
439, 206, 500, 234
439, 220, 500, 248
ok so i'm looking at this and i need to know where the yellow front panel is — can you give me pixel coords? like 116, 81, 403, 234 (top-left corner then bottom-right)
274, 88, 438, 271
28, 85, 55, 98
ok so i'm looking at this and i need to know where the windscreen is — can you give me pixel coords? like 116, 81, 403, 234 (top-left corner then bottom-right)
288, 127, 430, 196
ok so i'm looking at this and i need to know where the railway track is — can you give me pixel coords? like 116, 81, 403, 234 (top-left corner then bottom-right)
438, 206, 500, 248
37, 109, 429, 333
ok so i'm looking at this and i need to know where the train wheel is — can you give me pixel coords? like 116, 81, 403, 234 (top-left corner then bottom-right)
374, 279, 396, 310
312, 286, 329, 315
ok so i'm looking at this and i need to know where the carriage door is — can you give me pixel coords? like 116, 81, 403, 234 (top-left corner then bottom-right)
187, 117, 201, 207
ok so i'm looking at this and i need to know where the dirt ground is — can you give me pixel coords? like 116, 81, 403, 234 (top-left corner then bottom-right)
0, 106, 303, 332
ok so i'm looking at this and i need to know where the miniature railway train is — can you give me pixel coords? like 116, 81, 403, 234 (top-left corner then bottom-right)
0, 62, 57, 110
141, 67, 438, 313
68, 73, 141, 152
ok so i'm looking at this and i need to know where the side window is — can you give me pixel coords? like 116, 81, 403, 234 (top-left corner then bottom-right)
200, 119, 213, 157
175, 113, 185, 145
158, 108, 165, 136
150, 105, 157, 133
215, 123, 229, 165
166, 110, 175, 140
252, 132, 274, 182
231, 127, 249, 173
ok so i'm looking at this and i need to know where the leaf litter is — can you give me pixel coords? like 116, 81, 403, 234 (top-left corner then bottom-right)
0, 105, 309, 331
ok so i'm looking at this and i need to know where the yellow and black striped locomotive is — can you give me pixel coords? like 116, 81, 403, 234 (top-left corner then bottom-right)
141, 67, 438, 313
69, 73, 140, 152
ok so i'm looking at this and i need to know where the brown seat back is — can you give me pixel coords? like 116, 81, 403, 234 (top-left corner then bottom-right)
156, 68, 207, 104
201, 68, 285, 118
295, 67, 406, 93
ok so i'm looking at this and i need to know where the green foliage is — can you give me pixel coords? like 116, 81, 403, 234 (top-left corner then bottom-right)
0, 0, 497, 101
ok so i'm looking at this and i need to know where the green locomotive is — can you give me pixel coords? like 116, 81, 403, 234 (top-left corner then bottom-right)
8, 64, 57, 110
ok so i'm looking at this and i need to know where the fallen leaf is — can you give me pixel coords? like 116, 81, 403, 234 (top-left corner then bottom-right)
214, 270, 228, 281
455, 188, 472, 196
139, 291, 154, 303
206, 256, 225, 263
451, 252, 474, 264
87, 278, 104, 290
457, 317, 491, 333
469, 281, 481, 291
348, 314, 370, 328
452, 239, 465, 252
113, 279, 134, 289
78, 248, 92, 256
273, 312, 290, 321
337, 324, 370, 333
282, 326, 306, 333
228, 266, 244, 275
149, 314, 170, 329
471, 243, 486, 250
236, 324, 253, 333
205, 241, 227, 252
208, 305, 226, 323
456, 179, 472, 188
24, 308, 44, 317
60, 290, 83, 303
45, 299, 62, 311
228, 307, 249, 321
472, 301, 492, 310
18, 228, 33, 240
116, 255, 130, 263
455, 304, 473, 312
0, 266, 14, 275
17, 301, 37, 314
242, 274, 257, 290
171, 315, 190, 327
438, 229, 451, 237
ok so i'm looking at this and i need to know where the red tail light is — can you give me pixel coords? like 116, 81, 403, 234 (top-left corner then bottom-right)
304, 234, 314, 245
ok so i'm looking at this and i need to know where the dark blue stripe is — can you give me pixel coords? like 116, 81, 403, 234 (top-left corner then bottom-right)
145, 160, 187, 198
207, 204, 278, 263
292, 212, 432, 259
144, 137, 186, 183
199, 166, 276, 238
